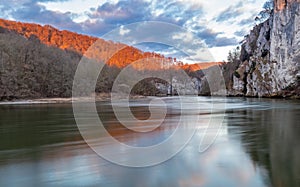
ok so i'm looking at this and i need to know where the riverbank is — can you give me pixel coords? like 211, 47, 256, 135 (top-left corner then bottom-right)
1, 93, 299, 105
0, 93, 147, 105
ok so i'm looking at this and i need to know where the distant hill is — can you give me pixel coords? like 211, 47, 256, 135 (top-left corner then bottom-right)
0, 19, 168, 68
181, 62, 225, 72
0, 18, 225, 100
0, 18, 222, 70
0, 18, 99, 54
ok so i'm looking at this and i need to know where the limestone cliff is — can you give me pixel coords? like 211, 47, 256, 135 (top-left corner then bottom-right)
232, 0, 300, 97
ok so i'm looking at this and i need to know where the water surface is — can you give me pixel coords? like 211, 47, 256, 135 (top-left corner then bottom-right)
0, 97, 299, 187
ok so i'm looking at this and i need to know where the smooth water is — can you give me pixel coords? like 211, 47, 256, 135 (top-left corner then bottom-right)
0, 97, 299, 187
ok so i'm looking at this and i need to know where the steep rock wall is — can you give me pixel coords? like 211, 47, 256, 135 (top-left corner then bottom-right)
233, 1, 300, 97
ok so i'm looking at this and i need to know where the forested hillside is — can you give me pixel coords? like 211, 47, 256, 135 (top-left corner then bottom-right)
0, 19, 225, 100
0, 19, 175, 69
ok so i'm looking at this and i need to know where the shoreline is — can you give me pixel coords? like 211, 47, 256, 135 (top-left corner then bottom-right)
0, 97, 98, 105
1, 95, 299, 105
0, 94, 148, 105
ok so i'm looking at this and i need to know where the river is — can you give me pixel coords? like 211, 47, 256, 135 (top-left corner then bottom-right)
0, 97, 299, 187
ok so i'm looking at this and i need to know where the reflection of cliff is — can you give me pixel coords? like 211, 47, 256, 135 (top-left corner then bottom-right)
268, 107, 300, 187
226, 108, 272, 175
227, 100, 300, 186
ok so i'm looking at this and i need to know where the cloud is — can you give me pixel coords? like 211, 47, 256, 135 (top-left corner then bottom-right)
234, 30, 247, 37
172, 31, 201, 44
88, 0, 151, 25
151, 1, 204, 26
78, 0, 152, 36
215, 1, 244, 22
1, 1, 82, 32
0, 0, 237, 49
119, 25, 130, 36
213, 37, 238, 47
80, 19, 112, 36
195, 28, 237, 47
238, 17, 256, 26
0, 0, 267, 61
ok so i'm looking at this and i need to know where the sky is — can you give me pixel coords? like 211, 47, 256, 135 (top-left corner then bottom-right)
0, 0, 267, 63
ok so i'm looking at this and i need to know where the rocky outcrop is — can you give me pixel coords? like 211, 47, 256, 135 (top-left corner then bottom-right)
232, 1, 300, 97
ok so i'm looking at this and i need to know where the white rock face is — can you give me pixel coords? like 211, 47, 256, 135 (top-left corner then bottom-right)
233, 76, 244, 95
270, 2, 300, 90
233, 2, 300, 97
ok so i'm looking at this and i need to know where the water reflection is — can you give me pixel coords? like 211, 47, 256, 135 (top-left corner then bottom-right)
0, 97, 299, 186
226, 98, 300, 187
